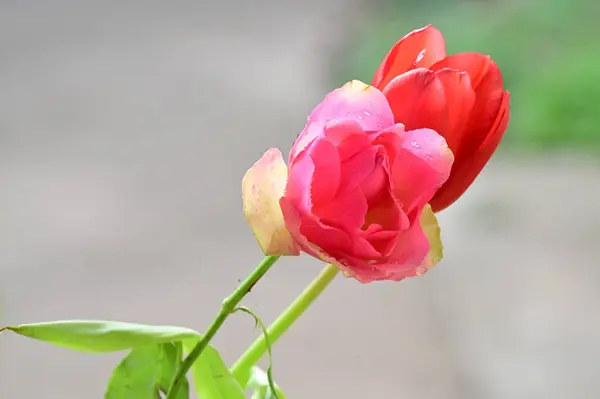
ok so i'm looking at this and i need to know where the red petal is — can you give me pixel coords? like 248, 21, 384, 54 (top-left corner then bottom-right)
432, 53, 506, 157
431, 52, 493, 89
382, 68, 475, 147
382, 68, 446, 133
372, 25, 446, 90
434, 69, 477, 154
430, 91, 510, 212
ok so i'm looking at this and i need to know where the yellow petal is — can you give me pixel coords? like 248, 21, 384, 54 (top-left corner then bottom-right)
242, 149, 300, 256
420, 203, 443, 269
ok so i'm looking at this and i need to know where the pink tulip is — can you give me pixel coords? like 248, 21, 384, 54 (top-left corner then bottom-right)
242, 81, 454, 283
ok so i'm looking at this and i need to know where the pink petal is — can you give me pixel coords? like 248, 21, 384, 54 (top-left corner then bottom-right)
290, 80, 394, 161
313, 188, 368, 232
372, 127, 453, 213
338, 146, 379, 195
305, 138, 341, 205
378, 208, 431, 281
322, 120, 370, 161
362, 183, 404, 231
364, 228, 398, 257
401, 128, 454, 183
280, 196, 352, 260
242, 149, 300, 256
372, 25, 446, 90
284, 150, 314, 214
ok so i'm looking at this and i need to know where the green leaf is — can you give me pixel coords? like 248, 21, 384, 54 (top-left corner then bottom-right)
158, 342, 185, 392
105, 343, 189, 399
182, 341, 245, 399
247, 366, 286, 399
0, 320, 200, 353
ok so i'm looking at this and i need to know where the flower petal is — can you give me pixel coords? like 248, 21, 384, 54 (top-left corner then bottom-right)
242, 149, 300, 256
431, 53, 505, 157
383, 68, 475, 147
430, 52, 492, 89
314, 188, 368, 232
380, 208, 431, 280
306, 138, 341, 205
280, 196, 352, 261
290, 80, 393, 161
373, 204, 444, 282
322, 120, 370, 161
372, 126, 453, 213
430, 92, 509, 212
372, 25, 446, 90
401, 128, 454, 185
419, 203, 443, 269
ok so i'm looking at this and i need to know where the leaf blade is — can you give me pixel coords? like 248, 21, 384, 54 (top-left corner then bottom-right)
182, 341, 245, 399
1, 320, 201, 353
105, 343, 189, 399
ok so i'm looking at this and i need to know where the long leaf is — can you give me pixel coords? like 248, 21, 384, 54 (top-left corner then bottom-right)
1, 320, 200, 352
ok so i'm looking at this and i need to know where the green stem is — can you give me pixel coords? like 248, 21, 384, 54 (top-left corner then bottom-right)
165, 255, 280, 399
230, 263, 339, 384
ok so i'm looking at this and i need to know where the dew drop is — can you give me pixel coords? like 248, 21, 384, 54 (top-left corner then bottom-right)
357, 115, 364, 120
363, 110, 372, 116
410, 140, 420, 148
415, 49, 426, 63
415, 266, 427, 276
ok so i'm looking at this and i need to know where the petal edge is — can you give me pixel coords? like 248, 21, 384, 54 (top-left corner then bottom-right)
242, 149, 300, 256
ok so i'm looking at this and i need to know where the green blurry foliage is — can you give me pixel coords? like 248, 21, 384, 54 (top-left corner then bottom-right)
334, 0, 600, 152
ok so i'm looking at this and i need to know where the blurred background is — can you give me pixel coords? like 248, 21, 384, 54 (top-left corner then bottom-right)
1, 0, 599, 398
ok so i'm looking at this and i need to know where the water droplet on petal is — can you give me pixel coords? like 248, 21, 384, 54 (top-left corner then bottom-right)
363, 110, 372, 116
415, 49, 426, 63
410, 140, 420, 148
415, 266, 427, 276
357, 115, 364, 120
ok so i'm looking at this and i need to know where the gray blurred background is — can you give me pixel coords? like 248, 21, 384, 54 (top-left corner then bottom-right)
1, 1, 599, 398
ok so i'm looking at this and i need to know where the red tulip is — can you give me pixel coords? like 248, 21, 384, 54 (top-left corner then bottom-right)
372, 25, 510, 212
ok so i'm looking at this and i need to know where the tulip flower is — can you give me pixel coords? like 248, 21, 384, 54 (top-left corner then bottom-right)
243, 80, 454, 283
372, 25, 510, 212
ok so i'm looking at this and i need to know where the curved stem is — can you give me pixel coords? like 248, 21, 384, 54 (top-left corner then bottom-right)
165, 255, 280, 399
230, 263, 339, 384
